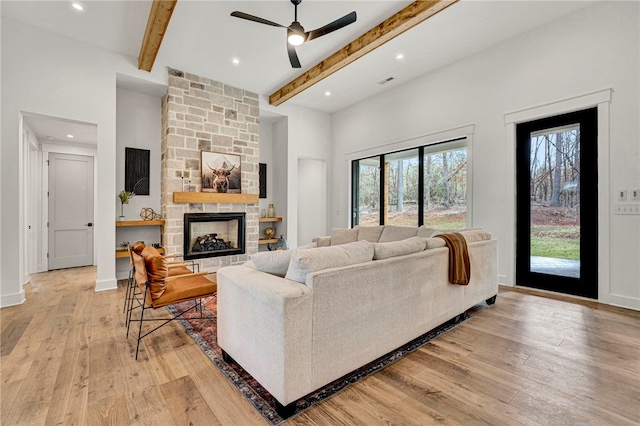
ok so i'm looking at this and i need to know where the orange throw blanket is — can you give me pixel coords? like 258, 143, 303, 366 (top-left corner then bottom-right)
435, 232, 471, 285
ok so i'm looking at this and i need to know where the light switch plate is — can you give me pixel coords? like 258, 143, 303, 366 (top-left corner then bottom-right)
617, 189, 627, 201
631, 189, 640, 201
614, 203, 640, 215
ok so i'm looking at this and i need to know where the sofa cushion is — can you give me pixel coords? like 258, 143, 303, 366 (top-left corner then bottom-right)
250, 242, 317, 277
432, 228, 492, 243
425, 237, 447, 249
355, 225, 384, 243
331, 228, 359, 245
373, 237, 426, 260
458, 229, 492, 243
313, 236, 332, 247
285, 240, 374, 284
378, 225, 419, 243
417, 226, 438, 238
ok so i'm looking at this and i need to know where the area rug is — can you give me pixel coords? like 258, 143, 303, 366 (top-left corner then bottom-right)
169, 297, 469, 425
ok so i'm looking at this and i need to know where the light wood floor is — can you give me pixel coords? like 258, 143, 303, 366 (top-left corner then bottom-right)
2, 267, 639, 425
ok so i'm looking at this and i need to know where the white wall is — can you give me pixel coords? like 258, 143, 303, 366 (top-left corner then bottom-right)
114, 88, 164, 279
261, 100, 333, 247
116, 88, 162, 219
1, 17, 167, 306
258, 118, 275, 215
331, 2, 640, 309
298, 158, 327, 245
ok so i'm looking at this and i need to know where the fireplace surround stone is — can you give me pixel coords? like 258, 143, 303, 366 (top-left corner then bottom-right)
160, 69, 260, 271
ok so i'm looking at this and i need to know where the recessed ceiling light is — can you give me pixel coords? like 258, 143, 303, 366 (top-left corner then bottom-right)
396, 53, 405, 60
325, 91, 331, 97
66, 134, 74, 138
71, 2, 83, 11
232, 58, 240, 65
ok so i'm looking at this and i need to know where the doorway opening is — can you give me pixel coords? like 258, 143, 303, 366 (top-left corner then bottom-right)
516, 108, 598, 298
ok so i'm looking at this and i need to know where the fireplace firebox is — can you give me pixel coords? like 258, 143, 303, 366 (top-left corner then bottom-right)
184, 213, 245, 260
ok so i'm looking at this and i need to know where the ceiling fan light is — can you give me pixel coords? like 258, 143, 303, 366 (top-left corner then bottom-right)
288, 33, 305, 46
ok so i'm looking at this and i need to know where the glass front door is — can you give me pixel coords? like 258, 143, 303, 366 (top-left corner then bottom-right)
516, 108, 598, 298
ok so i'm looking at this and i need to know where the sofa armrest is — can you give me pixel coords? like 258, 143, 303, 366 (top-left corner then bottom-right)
217, 265, 313, 405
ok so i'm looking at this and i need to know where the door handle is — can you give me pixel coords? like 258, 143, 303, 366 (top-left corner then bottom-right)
86, 223, 93, 227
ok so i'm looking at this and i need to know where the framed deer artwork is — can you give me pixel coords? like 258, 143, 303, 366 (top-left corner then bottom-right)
200, 151, 242, 193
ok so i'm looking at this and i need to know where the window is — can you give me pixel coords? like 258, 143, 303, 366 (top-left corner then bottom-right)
352, 139, 467, 229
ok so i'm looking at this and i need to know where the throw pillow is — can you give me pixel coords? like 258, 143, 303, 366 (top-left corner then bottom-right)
331, 228, 359, 245
378, 225, 419, 243
285, 240, 374, 284
373, 236, 427, 260
250, 242, 317, 277
355, 225, 384, 242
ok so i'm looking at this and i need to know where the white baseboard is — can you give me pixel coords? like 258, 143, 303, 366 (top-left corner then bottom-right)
95, 278, 117, 292
1, 289, 26, 308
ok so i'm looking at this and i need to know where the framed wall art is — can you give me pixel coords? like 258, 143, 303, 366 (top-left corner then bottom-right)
200, 151, 242, 193
125, 147, 150, 195
259, 163, 267, 198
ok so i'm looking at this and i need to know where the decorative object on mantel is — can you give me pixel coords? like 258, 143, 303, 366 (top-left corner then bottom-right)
120, 241, 130, 248
267, 203, 276, 218
261, 209, 267, 218
201, 151, 241, 194
118, 190, 135, 220
275, 235, 288, 251
263, 227, 275, 240
181, 163, 194, 192
140, 207, 162, 221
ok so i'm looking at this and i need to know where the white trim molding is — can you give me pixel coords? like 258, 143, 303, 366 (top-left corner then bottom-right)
503, 89, 612, 306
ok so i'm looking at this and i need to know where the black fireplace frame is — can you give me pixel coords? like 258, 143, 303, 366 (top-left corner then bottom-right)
183, 212, 246, 260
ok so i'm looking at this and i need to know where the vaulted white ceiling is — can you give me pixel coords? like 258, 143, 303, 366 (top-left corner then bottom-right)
2, 0, 595, 114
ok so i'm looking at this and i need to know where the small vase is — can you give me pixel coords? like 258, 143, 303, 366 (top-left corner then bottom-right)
267, 204, 275, 218
261, 209, 267, 218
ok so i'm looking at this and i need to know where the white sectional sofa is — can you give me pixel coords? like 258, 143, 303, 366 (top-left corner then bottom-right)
216, 225, 498, 415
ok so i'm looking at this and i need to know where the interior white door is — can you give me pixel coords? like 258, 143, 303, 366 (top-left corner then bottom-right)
48, 153, 94, 270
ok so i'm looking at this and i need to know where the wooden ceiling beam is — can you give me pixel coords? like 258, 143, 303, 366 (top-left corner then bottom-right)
138, 0, 178, 72
269, 0, 459, 106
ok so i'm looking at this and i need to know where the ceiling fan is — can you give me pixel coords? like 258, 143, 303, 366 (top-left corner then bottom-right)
231, 0, 357, 69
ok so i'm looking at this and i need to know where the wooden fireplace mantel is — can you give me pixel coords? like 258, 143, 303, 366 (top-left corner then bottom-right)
172, 192, 259, 204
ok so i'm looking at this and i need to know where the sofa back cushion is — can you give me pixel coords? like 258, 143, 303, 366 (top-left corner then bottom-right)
425, 238, 447, 249
355, 225, 384, 243
373, 237, 427, 260
378, 225, 419, 243
330, 228, 359, 245
432, 228, 492, 243
417, 226, 438, 238
250, 242, 317, 277
285, 240, 374, 284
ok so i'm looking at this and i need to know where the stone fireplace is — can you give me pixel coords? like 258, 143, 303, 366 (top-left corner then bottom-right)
161, 69, 260, 271
184, 213, 246, 260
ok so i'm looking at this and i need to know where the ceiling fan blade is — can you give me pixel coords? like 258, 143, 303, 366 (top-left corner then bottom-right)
230, 11, 286, 28
287, 41, 301, 68
305, 11, 356, 42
